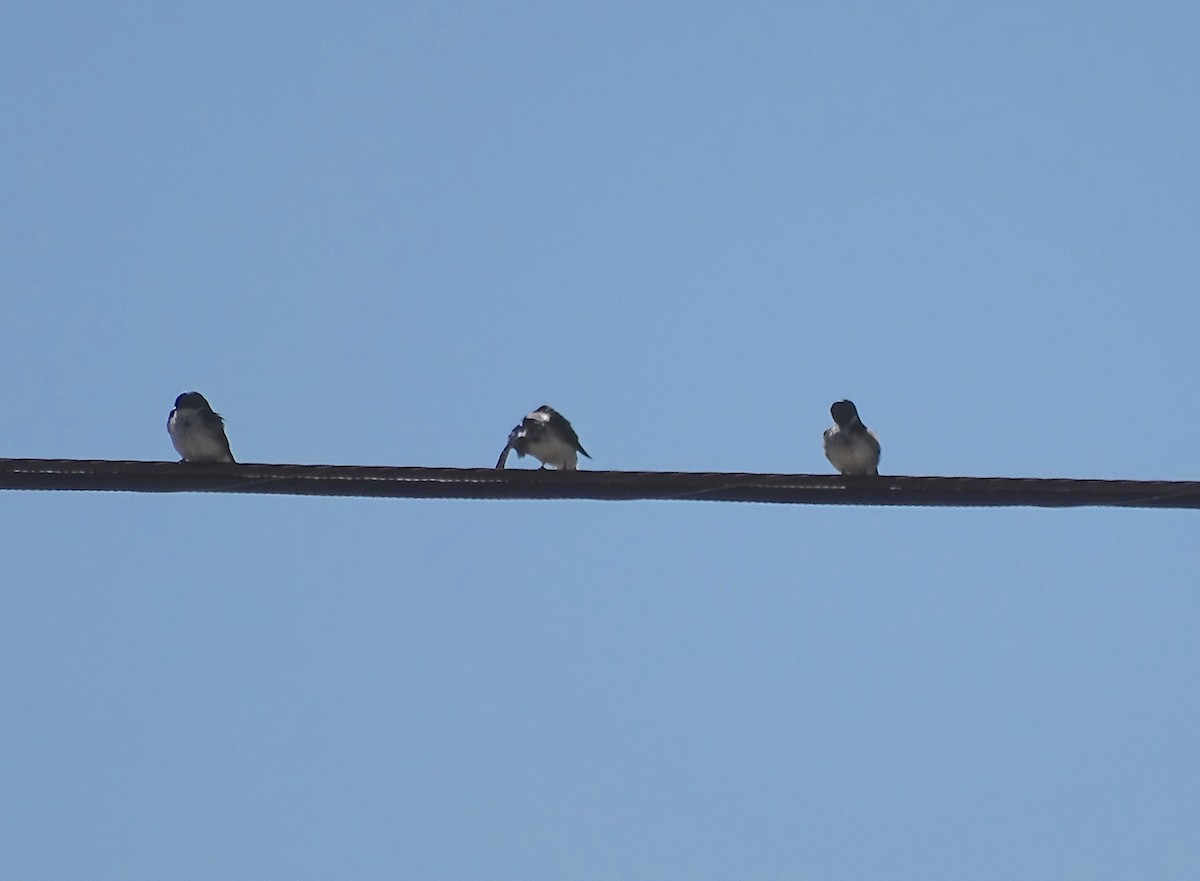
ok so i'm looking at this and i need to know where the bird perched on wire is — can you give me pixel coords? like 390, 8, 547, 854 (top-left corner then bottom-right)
496, 405, 590, 470
168, 392, 236, 463
823, 399, 880, 476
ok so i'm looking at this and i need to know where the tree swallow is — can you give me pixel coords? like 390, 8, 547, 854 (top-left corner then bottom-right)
496, 405, 591, 470
823, 399, 880, 475
167, 392, 236, 463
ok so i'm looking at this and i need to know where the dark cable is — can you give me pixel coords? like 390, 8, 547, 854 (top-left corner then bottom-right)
0, 458, 1197, 509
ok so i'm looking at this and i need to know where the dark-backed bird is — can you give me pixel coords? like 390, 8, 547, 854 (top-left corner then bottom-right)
496, 405, 590, 470
168, 392, 235, 463
823, 399, 880, 475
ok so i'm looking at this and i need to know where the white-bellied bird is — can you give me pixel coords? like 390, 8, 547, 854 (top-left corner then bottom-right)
496, 405, 590, 470
168, 392, 236, 463
823, 399, 880, 475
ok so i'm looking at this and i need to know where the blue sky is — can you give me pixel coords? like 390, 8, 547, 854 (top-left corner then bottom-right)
3, 2, 1199, 879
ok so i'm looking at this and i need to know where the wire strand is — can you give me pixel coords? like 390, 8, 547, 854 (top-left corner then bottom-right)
0, 458, 1197, 509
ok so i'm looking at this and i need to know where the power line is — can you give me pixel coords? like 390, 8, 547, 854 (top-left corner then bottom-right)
0, 458, 1197, 509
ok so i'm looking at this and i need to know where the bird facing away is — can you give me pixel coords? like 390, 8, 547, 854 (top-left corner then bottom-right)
823, 399, 880, 476
496, 405, 590, 470
167, 392, 236, 463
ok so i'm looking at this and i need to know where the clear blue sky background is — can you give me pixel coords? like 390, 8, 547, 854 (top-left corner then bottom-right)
3, 3, 1199, 878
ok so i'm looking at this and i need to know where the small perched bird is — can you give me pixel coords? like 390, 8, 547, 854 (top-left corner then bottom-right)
167, 392, 236, 463
823, 399, 880, 476
496, 405, 590, 470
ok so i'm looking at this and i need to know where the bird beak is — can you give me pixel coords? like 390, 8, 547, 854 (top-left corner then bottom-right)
495, 444, 512, 469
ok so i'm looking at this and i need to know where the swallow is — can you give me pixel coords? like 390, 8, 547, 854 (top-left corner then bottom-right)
496, 405, 590, 470
823, 399, 880, 475
167, 392, 236, 463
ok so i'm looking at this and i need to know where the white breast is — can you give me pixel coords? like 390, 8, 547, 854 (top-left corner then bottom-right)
823, 427, 880, 475
169, 410, 233, 463
523, 433, 579, 470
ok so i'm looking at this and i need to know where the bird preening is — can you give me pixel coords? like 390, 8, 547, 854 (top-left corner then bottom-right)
823, 399, 881, 476
496, 405, 591, 470
167, 392, 236, 463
